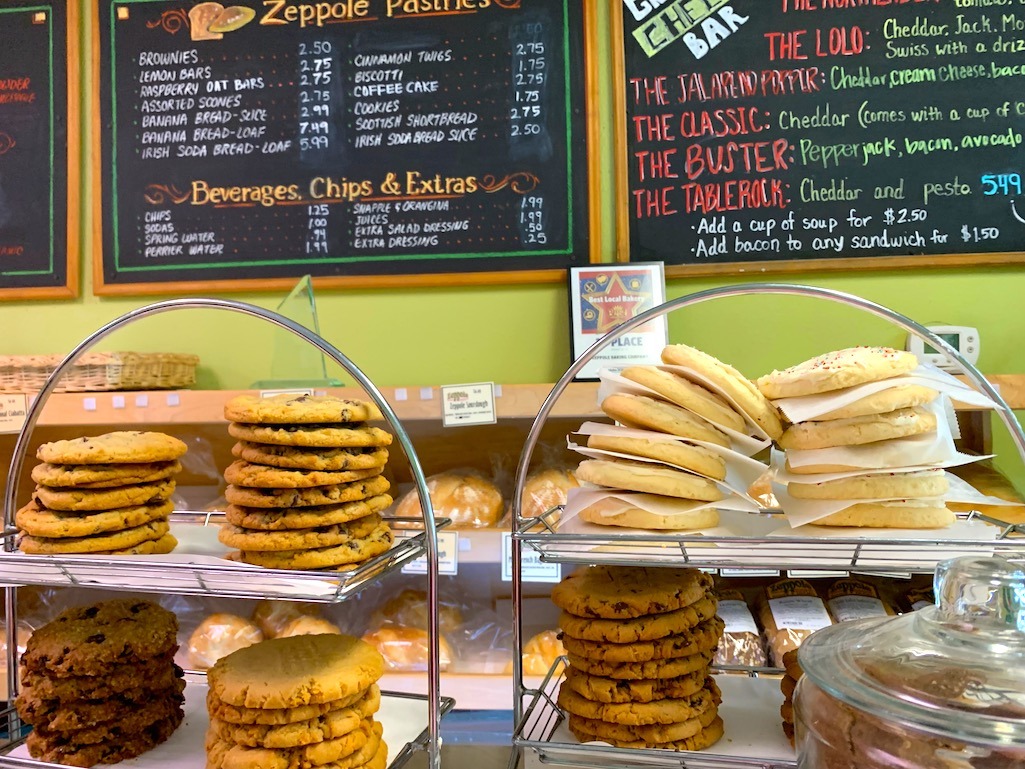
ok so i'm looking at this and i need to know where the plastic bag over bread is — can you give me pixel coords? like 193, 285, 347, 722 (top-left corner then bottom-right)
521, 467, 579, 521
394, 470, 504, 528
757, 578, 832, 668
713, 588, 768, 668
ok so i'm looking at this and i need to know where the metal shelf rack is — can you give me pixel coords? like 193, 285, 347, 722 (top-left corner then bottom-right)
509, 283, 1025, 769
0, 298, 449, 769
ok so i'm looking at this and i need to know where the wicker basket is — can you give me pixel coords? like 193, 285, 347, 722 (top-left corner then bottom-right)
0, 352, 199, 392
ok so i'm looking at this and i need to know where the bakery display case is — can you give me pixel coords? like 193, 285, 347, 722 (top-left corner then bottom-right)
0, 298, 452, 769
509, 283, 1025, 769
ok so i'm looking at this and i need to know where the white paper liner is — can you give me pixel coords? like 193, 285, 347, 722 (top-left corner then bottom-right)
7, 677, 431, 768
564, 485, 760, 526
771, 364, 998, 424
568, 423, 767, 506
538, 673, 793, 762
771, 448, 995, 484
597, 370, 771, 456
775, 472, 1022, 528
784, 398, 961, 473
0, 521, 409, 599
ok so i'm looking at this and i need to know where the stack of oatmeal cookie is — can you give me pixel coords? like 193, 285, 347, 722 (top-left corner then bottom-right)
205, 634, 386, 769
221, 394, 394, 570
17, 431, 185, 555
552, 565, 725, 751
15, 599, 185, 765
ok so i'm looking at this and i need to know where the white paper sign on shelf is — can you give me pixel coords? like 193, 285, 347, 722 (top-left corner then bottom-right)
0, 394, 27, 434
400, 530, 459, 576
501, 532, 562, 583
441, 382, 496, 427
259, 387, 314, 398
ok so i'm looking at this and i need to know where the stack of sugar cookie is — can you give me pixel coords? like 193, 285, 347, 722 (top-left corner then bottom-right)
17, 431, 186, 555
573, 343, 782, 530
221, 394, 395, 570
552, 566, 725, 751
205, 634, 387, 769
15, 599, 185, 765
757, 347, 953, 528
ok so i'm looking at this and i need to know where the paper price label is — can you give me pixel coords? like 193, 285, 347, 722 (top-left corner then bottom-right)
400, 530, 459, 576
501, 532, 561, 583
0, 394, 28, 434
441, 382, 496, 427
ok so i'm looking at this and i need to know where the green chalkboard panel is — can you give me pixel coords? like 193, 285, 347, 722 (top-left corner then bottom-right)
95, 0, 596, 294
614, 0, 1025, 275
0, 0, 76, 298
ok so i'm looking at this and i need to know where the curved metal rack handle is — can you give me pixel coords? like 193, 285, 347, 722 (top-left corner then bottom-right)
510, 282, 1025, 727
2, 298, 443, 769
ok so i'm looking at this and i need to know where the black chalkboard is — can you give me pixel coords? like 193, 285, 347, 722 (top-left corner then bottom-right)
0, 0, 76, 298
615, 0, 1025, 274
95, 0, 595, 294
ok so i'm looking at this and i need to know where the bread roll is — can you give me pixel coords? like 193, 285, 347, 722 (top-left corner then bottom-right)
251, 599, 322, 638
521, 468, 578, 520
361, 625, 452, 671
187, 613, 263, 669
375, 589, 463, 635
275, 616, 343, 638
522, 629, 566, 676
395, 471, 504, 528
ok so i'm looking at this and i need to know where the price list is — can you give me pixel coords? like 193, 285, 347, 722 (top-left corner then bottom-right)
618, 0, 1025, 272
0, 1, 73, 297
97, 0, 591, 291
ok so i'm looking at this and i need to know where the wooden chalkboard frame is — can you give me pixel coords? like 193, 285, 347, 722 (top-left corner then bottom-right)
0, 0, 79, 299
610, 4, 1025, 277
91, 0, 602, 296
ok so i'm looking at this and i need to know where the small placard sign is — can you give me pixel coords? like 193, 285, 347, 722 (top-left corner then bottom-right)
0, 394, 28, 434
501, 532, 562, 583
441, 382, 497, 428
401, 530, 459, 576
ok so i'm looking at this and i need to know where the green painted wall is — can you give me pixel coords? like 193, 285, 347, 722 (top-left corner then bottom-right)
2, 2, 1024, 482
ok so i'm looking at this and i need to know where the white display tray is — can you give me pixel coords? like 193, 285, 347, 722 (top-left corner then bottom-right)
518, 666, 795, 769
0, 515, 438, 602
0, 676, 448, 769
518, 508, 1025, 573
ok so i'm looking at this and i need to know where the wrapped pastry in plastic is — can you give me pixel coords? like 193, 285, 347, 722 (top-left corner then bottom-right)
713, 588, 768, 668
757, 578, 833, 668
187, 612, 263, 669
250, 599, 323, 638
503, 629, 566, 677
520, 468, 579, 521
395, 470, 505, 528
275, 616, 343, 637
373, 589, 463, 635
361, 625, 453, 671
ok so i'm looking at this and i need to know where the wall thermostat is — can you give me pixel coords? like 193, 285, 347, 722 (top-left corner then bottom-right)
906, 325, 980, 371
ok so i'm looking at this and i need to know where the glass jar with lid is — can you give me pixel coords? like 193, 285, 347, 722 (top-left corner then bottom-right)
795, 556, 1025, 768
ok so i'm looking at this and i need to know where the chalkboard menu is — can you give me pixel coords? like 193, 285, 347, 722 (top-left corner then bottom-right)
615, 0, 1025, 274
96, 0, 594, 294
0, 0, 76, 298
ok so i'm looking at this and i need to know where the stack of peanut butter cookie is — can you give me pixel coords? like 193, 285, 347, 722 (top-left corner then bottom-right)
221, 394, 395, 570
15, 599, 185, 766
758, 347, 953, 528
206, 634, 387, 769
552, 566, 725, 751
17, 431, 186, 555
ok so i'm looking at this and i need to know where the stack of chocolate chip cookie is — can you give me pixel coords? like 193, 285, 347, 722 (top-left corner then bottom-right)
221, 394, 395, 570
17, 431, 186, 555
758, 347, 954, 528
552, 566, 725, 751
205, 634, 387, 769
15, 599, 185, 765
572, 344, 782, 531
